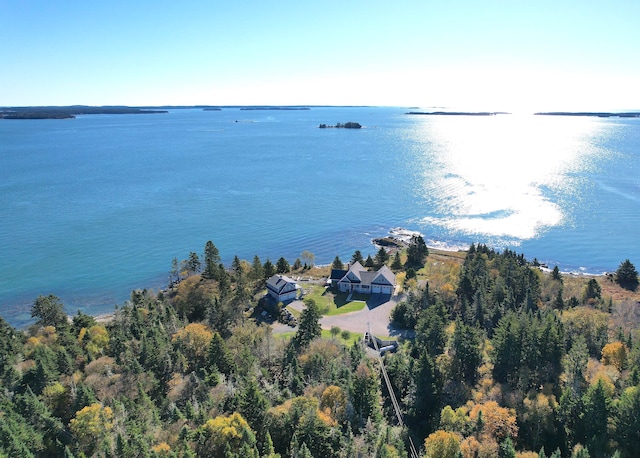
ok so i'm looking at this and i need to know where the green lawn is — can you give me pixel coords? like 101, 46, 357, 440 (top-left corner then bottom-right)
321, 329, 363, 345
301, 284, 367, 315
274, 329, 364, 345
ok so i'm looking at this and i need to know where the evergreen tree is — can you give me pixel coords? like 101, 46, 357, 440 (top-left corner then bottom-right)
352, 250, 364, 264
409, 351, 439, 436
612, 385, 640, 457
374, 247, 389, 267
365, 255, 375, 268
250, 255, 264, 281
351, 362, 382, 428
238, 378, 270, 445
293, 299, 321, 350
553, 289, 565, 310
615, 259, 638, 291
414, 303, 447, 357
391, 251, 403, 270
187, 251, 201, 275
557, 386, 581, 451
263, 259, 276, 279
207, 332, 236, 376
332, 256, 344, 270
578, 379, 610, 456
203, 241, 221, 279
584, 278, 601, 300
231, 255, 243, 279
405, 235, 428, 268
499, 437, 517, 458
276, 257, 290, 274
450, 320, 482, 385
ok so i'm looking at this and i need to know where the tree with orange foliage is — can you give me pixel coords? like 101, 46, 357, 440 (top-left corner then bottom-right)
469, 401, 518, 443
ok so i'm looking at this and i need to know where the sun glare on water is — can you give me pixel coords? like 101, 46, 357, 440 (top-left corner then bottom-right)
409, 114, 608, 241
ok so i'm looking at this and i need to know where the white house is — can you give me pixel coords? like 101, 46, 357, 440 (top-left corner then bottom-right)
335, 262, 396, 295
266, 275, 299, 302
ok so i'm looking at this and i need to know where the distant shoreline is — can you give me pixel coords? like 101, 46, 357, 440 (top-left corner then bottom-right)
406, 111, 510, 116
534, 111, 640, 118
0, 106, 168, 120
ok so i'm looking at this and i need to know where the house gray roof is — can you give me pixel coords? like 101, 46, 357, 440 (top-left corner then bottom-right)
330, 269, 348, 281
266, 275, 298, 294
373, 265, 396, 285
337, 262, 396, 287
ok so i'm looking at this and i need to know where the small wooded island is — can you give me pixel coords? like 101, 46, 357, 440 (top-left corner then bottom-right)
319, 122, 362, 128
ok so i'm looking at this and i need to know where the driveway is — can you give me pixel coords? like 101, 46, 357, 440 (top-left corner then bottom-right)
271, 293, 410, 339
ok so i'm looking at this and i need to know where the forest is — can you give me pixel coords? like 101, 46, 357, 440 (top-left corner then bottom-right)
1, 239, 639, 458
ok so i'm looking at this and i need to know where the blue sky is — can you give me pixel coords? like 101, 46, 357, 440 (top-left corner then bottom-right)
2, 0, 639, 110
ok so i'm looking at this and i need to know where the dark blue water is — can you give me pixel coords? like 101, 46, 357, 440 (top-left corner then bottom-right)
1, 107, 638, 326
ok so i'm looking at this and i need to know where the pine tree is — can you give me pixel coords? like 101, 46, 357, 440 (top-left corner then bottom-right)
293, 299, 321, 350
276, 257, 290, 274
405, 235, 428, 268
374, 247, 389, 267
250, 255, 264, 281
450, 320, 482, 385
351, 250, 364, 264
365, 255, 375, 268
615, 259, 639, 291
203, 241, 221, 279
391, 251, 403, 270
499, 437, 517, 458
187, 251, 201, 275
263, 259, 276, 279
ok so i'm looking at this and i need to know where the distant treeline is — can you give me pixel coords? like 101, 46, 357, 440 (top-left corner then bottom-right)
535, 112, 640, 118
239, 106, 311, 111
406, 111, 510, 116
0, 106, 168, 119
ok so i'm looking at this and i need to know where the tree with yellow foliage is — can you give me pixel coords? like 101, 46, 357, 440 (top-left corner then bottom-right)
78, 324, 109, 359
69, 403, 114, 455
320, 385, 347, 424
423, 430, 462, 458
601, 341, 627, 371
195, 412, 258, 458
172, 323, 213, 371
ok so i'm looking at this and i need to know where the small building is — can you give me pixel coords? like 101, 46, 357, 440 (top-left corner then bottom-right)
336, 261, 396, 295
266, 275, 299, 302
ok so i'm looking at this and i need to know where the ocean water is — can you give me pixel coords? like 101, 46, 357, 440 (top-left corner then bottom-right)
1, 107, 639, 326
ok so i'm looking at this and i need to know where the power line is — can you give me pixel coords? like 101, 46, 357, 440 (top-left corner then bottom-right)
367, 325, 420, 458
